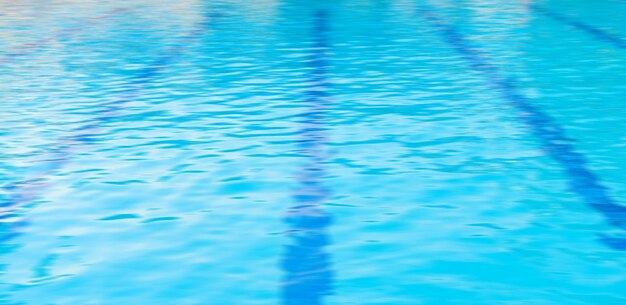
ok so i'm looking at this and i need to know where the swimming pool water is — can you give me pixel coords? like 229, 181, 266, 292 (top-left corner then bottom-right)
3, 0, 626, 304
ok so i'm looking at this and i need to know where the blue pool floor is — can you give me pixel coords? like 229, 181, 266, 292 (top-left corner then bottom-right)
3, 0, 626, 304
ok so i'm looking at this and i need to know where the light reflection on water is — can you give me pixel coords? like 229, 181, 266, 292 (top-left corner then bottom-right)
2, 0, 626, 304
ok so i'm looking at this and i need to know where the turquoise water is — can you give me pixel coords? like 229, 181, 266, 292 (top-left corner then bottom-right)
3, 0, 626, 304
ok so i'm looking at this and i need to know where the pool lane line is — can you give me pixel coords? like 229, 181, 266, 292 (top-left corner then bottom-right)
0, 18, 214, 242
281, 9, 335, 305
0, 7, 134, 66
417, 2, 626, 250
529, 4, 626, 50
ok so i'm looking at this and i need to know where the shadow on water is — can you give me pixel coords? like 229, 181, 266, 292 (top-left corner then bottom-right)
417, 1, 626, 251
281, 9, 335, 305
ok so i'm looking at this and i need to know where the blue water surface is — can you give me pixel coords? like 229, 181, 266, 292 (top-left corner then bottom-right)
3, 0, 626, 304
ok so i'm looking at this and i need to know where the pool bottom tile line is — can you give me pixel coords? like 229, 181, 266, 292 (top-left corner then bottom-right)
416, 1, 626, 250
0, 17, 215, 243
0, 6, 135, 66
529, 4, 626, 50
281, 9, 335, 305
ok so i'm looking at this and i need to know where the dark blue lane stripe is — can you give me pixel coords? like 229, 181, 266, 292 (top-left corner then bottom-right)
0, 7, 132, 66
530, 4, 626, 50
0, 18, 213, 241
417, 2, 626, 250
281, 9, 334, 305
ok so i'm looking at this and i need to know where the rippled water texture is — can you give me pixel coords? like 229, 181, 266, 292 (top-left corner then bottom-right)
3, 0, 626, 304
